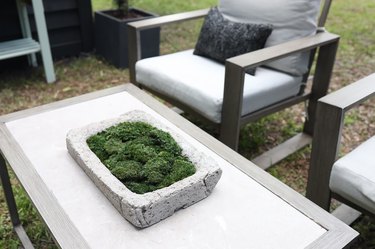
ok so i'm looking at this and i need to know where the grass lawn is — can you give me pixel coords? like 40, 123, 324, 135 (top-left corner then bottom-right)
0, 0, 374, 248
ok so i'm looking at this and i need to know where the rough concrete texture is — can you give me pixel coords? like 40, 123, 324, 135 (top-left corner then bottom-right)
66, 110, 222, 228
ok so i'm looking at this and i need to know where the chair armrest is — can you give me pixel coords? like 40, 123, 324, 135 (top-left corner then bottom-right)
220, 31, 340, 148
306, 73, 375, 210
318, 73, 375, 111
227, 31, 339, 69
128, 8, 209, 30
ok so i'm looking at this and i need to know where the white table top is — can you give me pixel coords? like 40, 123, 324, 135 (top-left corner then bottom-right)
1, 86, 354, 248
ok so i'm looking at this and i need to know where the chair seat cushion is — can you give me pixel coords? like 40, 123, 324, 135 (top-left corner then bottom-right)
136, 49, 302, 123
330, 136, 375, 214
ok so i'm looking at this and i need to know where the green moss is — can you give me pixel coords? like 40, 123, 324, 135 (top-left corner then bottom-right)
87, 121, 196, 194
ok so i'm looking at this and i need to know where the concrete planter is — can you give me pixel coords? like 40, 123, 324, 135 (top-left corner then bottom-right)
66, 110, 222, 228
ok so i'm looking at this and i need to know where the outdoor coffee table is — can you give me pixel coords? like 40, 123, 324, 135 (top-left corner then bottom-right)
0, 84, 357, 248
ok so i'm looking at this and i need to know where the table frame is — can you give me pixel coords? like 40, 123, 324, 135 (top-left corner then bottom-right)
0, 84, 358, 248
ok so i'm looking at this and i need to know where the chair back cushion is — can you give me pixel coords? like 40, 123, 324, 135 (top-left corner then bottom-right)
219, 0, 321, 76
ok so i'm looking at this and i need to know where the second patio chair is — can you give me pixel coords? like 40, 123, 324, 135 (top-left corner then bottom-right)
128, 0, 339, 169
307, 73, 375, 224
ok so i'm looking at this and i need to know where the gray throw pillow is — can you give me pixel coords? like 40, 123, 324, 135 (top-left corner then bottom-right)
193, 7, 272, 75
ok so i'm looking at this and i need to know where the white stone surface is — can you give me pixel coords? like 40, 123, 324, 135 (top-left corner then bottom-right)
66, 110, 222, 228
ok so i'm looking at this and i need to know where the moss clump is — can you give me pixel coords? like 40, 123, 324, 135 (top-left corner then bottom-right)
87, 121, 196, 194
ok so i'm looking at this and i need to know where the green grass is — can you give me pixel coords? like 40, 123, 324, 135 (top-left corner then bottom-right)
0, 0, 374, 247
328, 1, 375, 55
0, 169, 55, 249
327, 0, 375, 85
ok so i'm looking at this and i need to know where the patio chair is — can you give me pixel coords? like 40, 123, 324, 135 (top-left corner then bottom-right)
306, 73, 375, 224
127, 0, 339, 169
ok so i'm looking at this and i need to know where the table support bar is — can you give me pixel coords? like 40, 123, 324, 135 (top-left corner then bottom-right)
0, 154, 34, 248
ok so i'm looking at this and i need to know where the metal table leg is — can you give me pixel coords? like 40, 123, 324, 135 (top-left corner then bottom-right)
0, 154, 34, 249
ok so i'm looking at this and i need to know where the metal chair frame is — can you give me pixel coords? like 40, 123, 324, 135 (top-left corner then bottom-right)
307, 73, 375, 224
128, 0, 338, 169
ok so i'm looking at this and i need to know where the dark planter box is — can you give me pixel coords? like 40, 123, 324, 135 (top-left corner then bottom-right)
95, 8, 160, 69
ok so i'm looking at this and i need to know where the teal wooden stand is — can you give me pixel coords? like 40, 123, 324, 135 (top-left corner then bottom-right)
0, 0, 56, 83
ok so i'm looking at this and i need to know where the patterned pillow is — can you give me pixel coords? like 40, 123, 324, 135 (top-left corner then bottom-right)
193, 7, 272, 75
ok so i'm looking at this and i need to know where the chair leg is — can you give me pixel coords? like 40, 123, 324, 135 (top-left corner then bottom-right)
220, 61, 245, 151
128, 25, 141, 84
219, 121, 241, 151
303, 39, 339, 135
0, 155, 34, 248
306, 101, 344, 211
304, 39, 340, 210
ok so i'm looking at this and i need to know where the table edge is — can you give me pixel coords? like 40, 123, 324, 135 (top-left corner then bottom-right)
0, 124, 91, 249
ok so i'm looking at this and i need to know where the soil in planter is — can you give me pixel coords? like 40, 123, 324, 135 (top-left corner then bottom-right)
87, 121, 196, 194
109, 9, 145, 20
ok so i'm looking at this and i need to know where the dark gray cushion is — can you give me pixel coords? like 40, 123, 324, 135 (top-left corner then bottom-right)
194, 7, 273, 75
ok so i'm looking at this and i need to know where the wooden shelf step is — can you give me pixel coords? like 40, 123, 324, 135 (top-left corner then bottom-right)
0, 38, 40, 60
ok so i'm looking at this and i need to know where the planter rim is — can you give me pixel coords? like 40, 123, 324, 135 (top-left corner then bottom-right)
95, 7, 159, 23
66, 110, 222, 228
